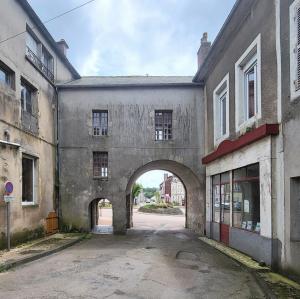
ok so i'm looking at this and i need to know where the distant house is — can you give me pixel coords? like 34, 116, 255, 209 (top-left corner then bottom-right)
159, 173, 185, 205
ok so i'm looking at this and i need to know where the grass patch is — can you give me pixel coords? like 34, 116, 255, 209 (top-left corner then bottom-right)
138, 203, 183, 215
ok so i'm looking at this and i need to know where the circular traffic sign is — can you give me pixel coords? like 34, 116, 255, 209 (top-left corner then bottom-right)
5, 181, 13, 194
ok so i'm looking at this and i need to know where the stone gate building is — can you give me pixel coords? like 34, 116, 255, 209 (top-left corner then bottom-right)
57, 77, 205, 234
1, 0, 300, 280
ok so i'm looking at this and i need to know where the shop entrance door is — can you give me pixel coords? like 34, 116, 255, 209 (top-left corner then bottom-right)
220, 173, 230, 245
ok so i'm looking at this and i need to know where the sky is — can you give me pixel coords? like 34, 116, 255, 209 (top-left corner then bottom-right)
28, 0, 236, 76
136, 170, 172, 188
27, 0, 235, 187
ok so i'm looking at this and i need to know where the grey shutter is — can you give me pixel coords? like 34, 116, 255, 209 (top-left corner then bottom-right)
297, 7, 300, 90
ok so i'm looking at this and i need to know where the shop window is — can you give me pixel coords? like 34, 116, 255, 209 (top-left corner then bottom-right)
22, 156, 35, 203
92, 110, 108, 136
232, 163, 260, 233
212, 172, 230, 224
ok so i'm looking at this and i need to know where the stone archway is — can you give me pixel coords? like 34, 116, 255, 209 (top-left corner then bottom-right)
125, 160, 205, 234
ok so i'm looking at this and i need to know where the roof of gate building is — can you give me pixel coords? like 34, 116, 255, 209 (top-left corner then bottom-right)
57, 76, 202, 88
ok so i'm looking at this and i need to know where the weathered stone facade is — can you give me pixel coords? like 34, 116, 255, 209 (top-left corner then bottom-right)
0, 0, 79, 248
0, 0, 299, 281
57, 78, 205, 234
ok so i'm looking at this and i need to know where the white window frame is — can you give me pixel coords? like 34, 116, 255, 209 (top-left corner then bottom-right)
290, 0, 300, 101
21, 155, 36, 206
235, 34, 261, 132
213, 73, 230, 146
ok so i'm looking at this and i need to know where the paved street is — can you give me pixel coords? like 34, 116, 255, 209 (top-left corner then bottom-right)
0, 212, 264, 299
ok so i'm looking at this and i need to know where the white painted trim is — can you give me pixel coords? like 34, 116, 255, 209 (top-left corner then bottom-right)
290, 0, 300, 101
0, 140, 21, 148
213, 73, 230, 146
21, 155, 37, 205
275, 0, 282, 123
235, 34, 262, 132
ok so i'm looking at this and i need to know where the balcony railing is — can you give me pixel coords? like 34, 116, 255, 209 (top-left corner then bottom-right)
26, 46, 54, 82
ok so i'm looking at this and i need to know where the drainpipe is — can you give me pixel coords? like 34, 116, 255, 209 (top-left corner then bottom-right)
54, 86, 61, 225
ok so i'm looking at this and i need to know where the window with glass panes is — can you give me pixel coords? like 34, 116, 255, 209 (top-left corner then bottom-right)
245, 63, 257, 119
155, 110, 172, 140
22, 156, 35, 203
21, 80, 34, 114
93, 110, 108, 136
93, 152, 108, 178
0, 62, 14, 89
232, 163, 260, 233
212, 172, 230, 224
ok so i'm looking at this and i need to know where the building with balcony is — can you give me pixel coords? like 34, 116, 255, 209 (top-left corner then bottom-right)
0, 0, 79, 248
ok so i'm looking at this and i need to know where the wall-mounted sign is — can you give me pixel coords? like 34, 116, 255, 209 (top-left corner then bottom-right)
4, 181, 14, 194
4, 195, 15, 203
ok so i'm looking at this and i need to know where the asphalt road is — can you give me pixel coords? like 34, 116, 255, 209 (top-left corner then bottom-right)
0, 212, 264, 299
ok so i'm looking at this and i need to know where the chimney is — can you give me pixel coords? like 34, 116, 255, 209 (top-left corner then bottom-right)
197, 32, 211, 69
56, 39, 69, 56
164, 173, 168, 182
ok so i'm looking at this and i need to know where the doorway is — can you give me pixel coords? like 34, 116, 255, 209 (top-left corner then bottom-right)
89, 198, 113, 234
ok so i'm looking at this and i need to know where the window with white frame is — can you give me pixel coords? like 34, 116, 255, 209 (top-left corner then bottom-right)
235, 34, 261, 130
22, 155, 36, 204
21, 79, 35, 115
290, 1, 300, 100
213, 74, 229, 145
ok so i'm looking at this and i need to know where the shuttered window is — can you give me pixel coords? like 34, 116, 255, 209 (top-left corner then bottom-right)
291, 1, 300, 99
297, 7, 300, 91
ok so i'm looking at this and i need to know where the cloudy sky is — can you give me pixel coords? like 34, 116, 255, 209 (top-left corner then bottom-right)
28, 0, 235, 76
27, 0, 235, 188
136, 170, 172, 188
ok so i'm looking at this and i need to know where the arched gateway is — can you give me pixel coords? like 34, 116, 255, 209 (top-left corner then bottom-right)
125, 160, 204, 232
57, 76, 205, 234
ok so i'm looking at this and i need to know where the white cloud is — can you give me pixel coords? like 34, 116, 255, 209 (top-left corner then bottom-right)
28, 0, 236, 76
79, 0, 199, 76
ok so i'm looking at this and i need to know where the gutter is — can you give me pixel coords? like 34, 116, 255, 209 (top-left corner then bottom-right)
56, 83, 204, 90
